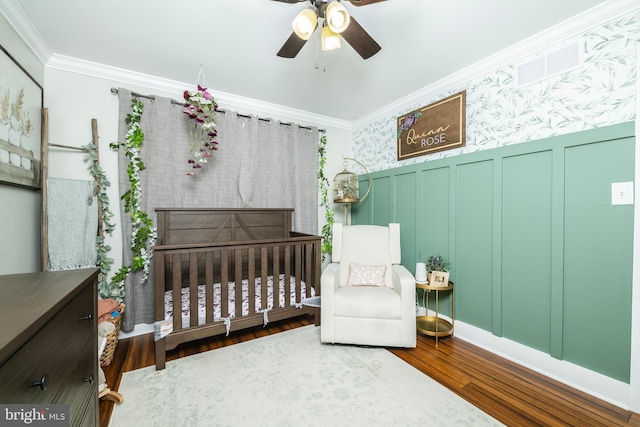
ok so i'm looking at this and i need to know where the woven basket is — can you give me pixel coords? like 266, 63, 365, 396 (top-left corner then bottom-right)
99, 303, 125, 367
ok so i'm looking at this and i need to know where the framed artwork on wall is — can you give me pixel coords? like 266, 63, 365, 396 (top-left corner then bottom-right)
0, 44, 43, 190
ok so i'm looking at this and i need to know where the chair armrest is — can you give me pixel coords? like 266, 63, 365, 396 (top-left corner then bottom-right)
320, 263, 340, 343
321, 263, 340, 306
392, 264, 418, 323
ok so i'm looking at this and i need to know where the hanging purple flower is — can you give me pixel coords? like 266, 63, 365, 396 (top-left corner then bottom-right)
183, 83, 219, 176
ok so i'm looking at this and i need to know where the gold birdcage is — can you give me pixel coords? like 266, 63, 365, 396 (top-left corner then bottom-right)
332, 157, 371, 224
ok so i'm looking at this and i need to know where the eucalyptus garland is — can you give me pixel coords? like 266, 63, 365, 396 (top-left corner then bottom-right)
109, 97, 157, 295
82, 142, 118, 300
318, 134, 334, 261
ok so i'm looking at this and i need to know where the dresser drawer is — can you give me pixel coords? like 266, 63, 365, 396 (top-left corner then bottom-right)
55, 327, 98, 427
0, 283, 95, 411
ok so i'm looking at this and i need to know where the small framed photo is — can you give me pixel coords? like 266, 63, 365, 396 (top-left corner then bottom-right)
430, 271, 450, 287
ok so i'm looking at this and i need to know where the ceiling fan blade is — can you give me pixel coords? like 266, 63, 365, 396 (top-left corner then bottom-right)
277, 32, 309, 58
347, 0, 388, 6
341, 16, 381, 59
270, 0, 306, 3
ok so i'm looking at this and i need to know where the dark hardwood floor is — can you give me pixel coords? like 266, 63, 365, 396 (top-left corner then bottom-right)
101, 316, 640, 427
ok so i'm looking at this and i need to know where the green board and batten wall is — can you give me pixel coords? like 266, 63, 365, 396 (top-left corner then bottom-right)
352, 122, 634, 383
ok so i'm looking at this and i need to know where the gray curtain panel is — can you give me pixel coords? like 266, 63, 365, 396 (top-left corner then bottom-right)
116, 88, 318, 330
238, 116, 319, 233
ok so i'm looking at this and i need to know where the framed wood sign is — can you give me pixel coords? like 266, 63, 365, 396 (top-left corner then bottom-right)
0, 44, 43, 189
397, 91, 466, 161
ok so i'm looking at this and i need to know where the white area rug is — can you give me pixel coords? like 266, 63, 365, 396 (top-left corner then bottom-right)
110, 326, 503, 427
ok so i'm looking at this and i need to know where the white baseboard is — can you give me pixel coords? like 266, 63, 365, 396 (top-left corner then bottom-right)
453, 320, 631, 410
414, 307, 630, 409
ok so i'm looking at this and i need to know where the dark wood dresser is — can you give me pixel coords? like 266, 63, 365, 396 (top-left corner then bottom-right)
0, 269, 99, 427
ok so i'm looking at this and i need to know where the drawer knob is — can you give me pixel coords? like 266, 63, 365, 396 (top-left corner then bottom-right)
83, 375, 94, 384
81, 314, 92, 321
31, 374, 48, 391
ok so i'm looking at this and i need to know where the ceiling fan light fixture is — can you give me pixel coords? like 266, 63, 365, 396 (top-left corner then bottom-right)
292, 6, 318, 40
325, 1, 350, 33
321, 25, 341, 51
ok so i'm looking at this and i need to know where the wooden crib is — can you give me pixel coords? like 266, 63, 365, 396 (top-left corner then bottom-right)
153, 208, 322, 370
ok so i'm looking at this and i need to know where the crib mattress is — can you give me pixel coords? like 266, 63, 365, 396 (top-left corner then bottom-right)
164, 274, 314, 328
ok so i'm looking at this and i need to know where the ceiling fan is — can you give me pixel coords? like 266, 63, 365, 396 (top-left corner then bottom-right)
273, 0, 386, 60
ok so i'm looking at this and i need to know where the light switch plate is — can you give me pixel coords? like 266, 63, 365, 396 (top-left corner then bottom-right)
611, 182, 634, 205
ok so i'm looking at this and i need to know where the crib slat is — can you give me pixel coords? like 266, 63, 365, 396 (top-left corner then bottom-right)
273, 246, 280, 308
172, 253, 182, 332
284, 245, 291, 306
295, 244, 302, 303
248, 248, 255, 315
260, 247, 268, 314
314, 238, 321, 297
221, 250, 229, 318
205, 251, 214, 324
235, 249, 243, 320
305, 242, 313, 299
189, 252, 198, 327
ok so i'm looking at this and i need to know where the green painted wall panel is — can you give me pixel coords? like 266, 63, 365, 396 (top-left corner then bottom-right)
371, 176, 391, 226
420, 167, 451, 315
395, 173, 417, 268
351, 176, 372, 224
352, 176, 373, 225
563, 137, 634, 382
421, 168, 451, 260
456, 160, 494, 330
502, 151, 553, 353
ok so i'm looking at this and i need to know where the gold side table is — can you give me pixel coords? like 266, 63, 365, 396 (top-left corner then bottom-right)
415, 281, 454, 346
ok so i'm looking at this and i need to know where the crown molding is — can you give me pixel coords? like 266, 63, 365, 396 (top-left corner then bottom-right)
0, 0, 52, 64
46, 54, 351, 131
352, 0, 640, 129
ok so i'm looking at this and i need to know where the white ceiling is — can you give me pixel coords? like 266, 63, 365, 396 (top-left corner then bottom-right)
7, 0, 612, 122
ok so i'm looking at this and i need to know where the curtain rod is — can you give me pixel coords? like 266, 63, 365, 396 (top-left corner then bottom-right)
234, 113, 325, 133
110, 87, 156, 101
110, 87, 326, 134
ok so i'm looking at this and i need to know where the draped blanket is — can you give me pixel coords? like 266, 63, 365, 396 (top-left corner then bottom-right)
47, 177, 98, 270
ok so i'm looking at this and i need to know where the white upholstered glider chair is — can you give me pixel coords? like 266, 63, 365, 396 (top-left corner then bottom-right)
321, 223, 416, 348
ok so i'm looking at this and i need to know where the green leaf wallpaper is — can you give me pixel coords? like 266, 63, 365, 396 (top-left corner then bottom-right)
354, 10, 640, 173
